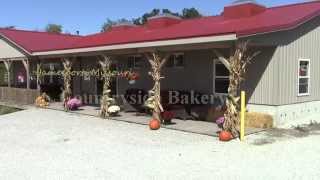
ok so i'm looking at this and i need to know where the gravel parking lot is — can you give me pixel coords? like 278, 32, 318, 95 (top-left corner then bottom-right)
0, 108, 319, 180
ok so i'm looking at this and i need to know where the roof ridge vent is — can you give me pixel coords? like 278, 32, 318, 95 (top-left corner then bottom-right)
223, 0, 266, 18
147, 13, 182, 20
231, 0, 258, 6
147, 13, 182, 29
111, 22, 137, 31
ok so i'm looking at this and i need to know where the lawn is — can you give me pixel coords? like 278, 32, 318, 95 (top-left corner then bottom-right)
0, 105, 21, 115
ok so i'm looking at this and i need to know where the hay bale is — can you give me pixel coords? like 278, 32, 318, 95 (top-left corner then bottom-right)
246, 112, 273, 129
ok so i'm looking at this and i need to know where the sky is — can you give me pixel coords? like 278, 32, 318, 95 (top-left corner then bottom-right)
0, 0, 305, 35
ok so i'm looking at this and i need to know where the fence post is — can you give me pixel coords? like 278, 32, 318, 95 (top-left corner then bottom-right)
240, 91, 246, 141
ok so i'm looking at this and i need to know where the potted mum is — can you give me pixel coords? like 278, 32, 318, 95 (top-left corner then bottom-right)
107, 105, 121, 116
216, 116, 225, 128
162, 111, 175, 124
66, 98, 82, 110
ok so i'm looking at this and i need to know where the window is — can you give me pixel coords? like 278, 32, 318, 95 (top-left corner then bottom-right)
166, 53, 185, 68
298, 59, 310, 96
127, 55, 143, 69
214, 60, 229, 94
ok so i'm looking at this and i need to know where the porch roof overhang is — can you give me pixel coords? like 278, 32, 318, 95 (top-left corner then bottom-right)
32, 34, 237, 57
0, 1, 319, 59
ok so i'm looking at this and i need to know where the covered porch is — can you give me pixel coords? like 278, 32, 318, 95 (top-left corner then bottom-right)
48, 102, 262, 137
0, 32, 265, 136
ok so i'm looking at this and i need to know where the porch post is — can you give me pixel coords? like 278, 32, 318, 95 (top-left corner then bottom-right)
36, 61, 42, 91
22, 59, 30, 89
3, 60, 12, 88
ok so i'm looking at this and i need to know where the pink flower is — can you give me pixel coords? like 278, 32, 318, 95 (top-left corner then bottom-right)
67, 98, 82, 110
216, 116, 225, 126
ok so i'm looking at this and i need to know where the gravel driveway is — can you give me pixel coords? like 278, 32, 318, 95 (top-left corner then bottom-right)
0, 108, 319, 180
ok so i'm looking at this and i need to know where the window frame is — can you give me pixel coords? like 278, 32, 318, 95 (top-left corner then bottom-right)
166, 53, 185, 69
297, 58, 311, 97
127, 55, 143, 69
213, 59, 229, 95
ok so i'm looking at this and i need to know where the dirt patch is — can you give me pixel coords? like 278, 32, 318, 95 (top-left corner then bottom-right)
251, 121, 320, 146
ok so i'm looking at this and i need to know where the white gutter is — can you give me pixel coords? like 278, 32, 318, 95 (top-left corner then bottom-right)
32, 34, 237, 56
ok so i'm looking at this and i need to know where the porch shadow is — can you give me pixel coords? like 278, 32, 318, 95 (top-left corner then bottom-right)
48, 102, 263, 137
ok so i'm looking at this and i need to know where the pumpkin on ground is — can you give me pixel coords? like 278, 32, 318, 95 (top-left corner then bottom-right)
219, 131, 233, 141
149, 119, 161, 130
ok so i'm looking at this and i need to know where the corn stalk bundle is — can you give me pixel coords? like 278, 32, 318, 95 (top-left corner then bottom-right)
62, 58, 72, 111
99, 55, 114, 118
214, 41, 259, 137
145, 52, 170, 123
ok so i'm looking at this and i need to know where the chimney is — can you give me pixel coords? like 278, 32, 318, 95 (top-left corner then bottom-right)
223, 0, 266, 18
147, 13, 182, 29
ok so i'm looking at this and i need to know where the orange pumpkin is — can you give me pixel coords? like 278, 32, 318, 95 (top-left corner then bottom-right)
219, 131, 233, 141
149, 119, 161, 130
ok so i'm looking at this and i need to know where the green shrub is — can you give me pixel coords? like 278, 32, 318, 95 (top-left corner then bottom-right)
0, 105, 21, 115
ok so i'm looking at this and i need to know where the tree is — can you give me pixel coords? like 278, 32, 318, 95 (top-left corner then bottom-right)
45, 24, 63, 34
140, 9, 161, 25
182, 8, 202, 19
2, 26, 16, 29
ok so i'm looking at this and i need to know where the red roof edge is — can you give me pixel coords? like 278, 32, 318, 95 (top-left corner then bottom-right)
237, 7, 320, 37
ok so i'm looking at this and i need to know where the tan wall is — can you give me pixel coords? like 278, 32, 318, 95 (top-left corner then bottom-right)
243, 47, 280, 105
0, 38, 26, 59
243, 16, 320, 105
0, 87, 40, 105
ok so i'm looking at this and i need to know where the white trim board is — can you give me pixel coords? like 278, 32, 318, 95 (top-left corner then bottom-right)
32, 34, 237, 56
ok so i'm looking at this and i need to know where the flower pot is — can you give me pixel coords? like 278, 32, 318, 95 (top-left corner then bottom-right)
161, 111, 174, 125
149, 119, 160, 130
163, 118, 172, 125
219, 131, 233, 142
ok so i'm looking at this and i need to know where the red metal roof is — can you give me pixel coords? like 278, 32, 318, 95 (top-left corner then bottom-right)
0, 29, 83, 53
1, 1, 320, 53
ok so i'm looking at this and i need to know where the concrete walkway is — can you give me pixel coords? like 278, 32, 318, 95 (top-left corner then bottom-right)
48, 102, 262, 137
0, 108, 319, 180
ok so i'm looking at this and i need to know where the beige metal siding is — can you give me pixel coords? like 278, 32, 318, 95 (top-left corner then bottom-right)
243, 16, 320, 105
0, 38, 26, 59
277, 17, 320, 104
244, 47, 280, 105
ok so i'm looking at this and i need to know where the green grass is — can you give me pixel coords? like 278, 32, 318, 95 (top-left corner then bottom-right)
0, 105, 21, 115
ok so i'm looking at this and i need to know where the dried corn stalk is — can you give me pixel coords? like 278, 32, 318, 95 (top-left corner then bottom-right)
62, 58, 72, 111
214, 41, 259, 137
145, 52, 170, 123
99, 55, 115, 118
